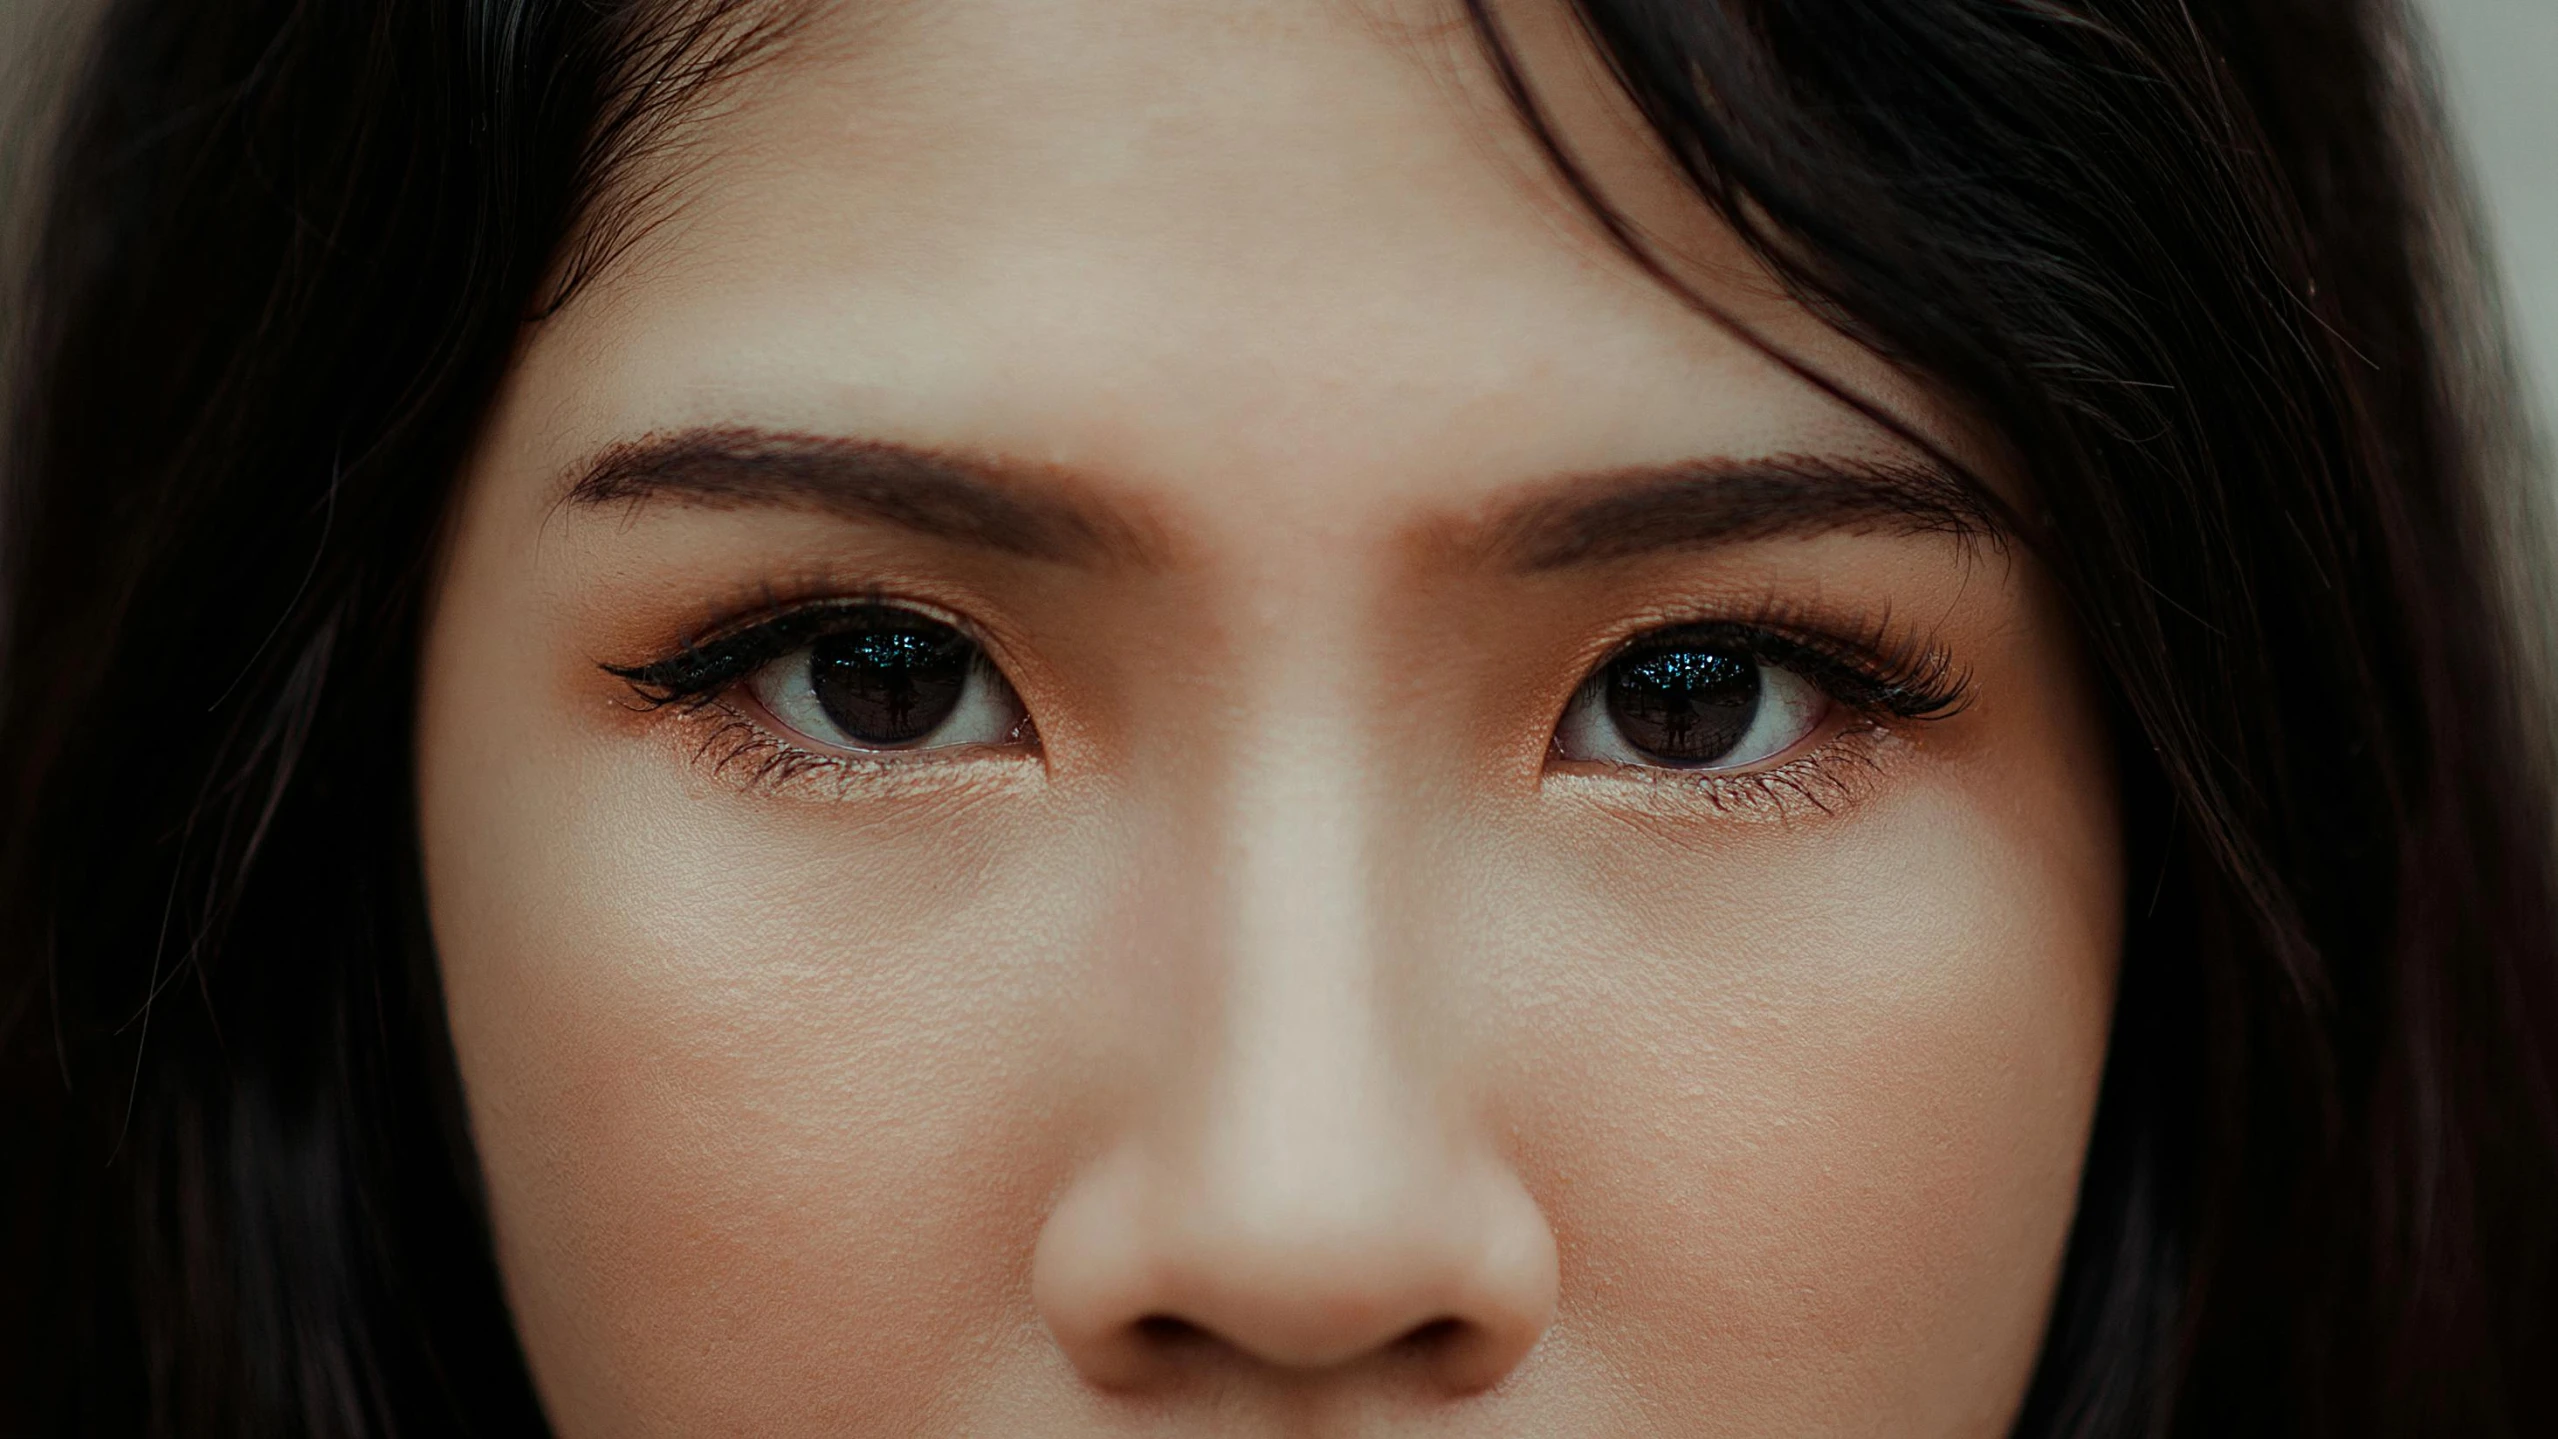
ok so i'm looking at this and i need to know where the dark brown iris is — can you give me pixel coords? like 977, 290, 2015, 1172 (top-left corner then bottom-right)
808, 615, 971, 746
1605, 642, 1760, 765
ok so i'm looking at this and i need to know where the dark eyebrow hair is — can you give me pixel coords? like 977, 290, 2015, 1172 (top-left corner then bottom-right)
569, 426, 2001, 573
1482, 453, 2005, 570
565, 426, 1155, 566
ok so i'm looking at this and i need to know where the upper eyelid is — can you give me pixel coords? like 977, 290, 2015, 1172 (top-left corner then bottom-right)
608, 596, 1966, 730
605, 618, 802, 700
1588, 618, 1970, 719
696, 593, 976, 653
604, 596, 986, 701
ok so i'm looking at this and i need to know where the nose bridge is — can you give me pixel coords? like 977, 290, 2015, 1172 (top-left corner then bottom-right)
1132, 552, 1443, 1163
1207, 692, 1416, 1200
1159, 577, 1421, 1139
1031, 631, 1557, 1395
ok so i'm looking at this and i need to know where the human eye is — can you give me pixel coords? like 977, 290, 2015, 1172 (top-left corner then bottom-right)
745, 604, 1028, 753
1552, 619, 1966, 777
606, 599, 1033, 762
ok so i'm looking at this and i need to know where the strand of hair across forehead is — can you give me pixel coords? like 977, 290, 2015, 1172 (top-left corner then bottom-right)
1456, 0, 2035, 557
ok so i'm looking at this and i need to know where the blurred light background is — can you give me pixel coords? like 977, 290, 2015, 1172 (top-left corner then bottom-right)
4, 0, 2554, 460
2422, 0, 2558, 455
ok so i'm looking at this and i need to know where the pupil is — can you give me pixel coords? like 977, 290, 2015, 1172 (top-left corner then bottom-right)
1605, 643, 1761, 764
807, 614, 971, 746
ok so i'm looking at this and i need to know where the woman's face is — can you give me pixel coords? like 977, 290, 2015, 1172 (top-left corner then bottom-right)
416, 0, 2121, 1431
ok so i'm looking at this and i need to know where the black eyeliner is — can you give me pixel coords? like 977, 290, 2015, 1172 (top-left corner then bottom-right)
606, 598, 942, 708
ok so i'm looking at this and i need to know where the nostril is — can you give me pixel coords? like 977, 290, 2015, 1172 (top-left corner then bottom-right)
1132, 1313, 1211, 1349
1122, 1311, 1477, 1379
1395, 1316, 1466, 1354
1032, 1143, 1560, 1396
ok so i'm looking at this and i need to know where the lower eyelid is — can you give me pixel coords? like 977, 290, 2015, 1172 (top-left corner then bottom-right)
1544, 721, 1904, 822
641, 693, 1043, 805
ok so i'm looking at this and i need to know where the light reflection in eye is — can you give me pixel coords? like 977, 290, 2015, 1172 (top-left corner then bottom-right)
1555, 633, 1827, 771
745, 606, 1027, 754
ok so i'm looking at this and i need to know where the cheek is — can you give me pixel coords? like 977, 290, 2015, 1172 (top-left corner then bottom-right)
422, 717, 1112, 1429
1488, 772, 2118, 1428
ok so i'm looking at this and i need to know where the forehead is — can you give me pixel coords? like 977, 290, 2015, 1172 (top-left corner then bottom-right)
521, 0, 1962, 517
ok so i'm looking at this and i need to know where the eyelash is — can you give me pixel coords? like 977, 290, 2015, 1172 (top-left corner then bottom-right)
602, 592, 1034, 798
605, 592, 989, 711
1574, 602, 1971, 723
1546, 601, 1969, 818
602, 593, 1970, 808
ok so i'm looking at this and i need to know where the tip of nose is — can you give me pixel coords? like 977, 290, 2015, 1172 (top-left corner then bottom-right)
1032, 1162, 1560, 1398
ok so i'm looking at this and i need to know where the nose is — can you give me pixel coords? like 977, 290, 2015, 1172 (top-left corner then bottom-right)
1030, 740, 1558, 1396
1031, 1096, 1558, 1393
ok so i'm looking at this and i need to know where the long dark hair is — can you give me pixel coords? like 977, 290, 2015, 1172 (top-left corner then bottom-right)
4, 0, 2551, 1433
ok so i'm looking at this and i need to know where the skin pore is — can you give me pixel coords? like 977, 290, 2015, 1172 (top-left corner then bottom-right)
415, 0, 2122, 1432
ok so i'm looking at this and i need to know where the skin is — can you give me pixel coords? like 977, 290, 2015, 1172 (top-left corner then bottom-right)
416, 0, 2123, 1432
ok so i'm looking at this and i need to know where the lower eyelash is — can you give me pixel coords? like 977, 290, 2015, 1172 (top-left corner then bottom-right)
661, 698, 1040, 803
1558, 719, 1903, 823
688, 706, 835, 789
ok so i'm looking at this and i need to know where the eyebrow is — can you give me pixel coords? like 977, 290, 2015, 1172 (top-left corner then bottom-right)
565, 426, 1152, 566
566, 426, 2001, 571
1479, 453, 2003, 571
